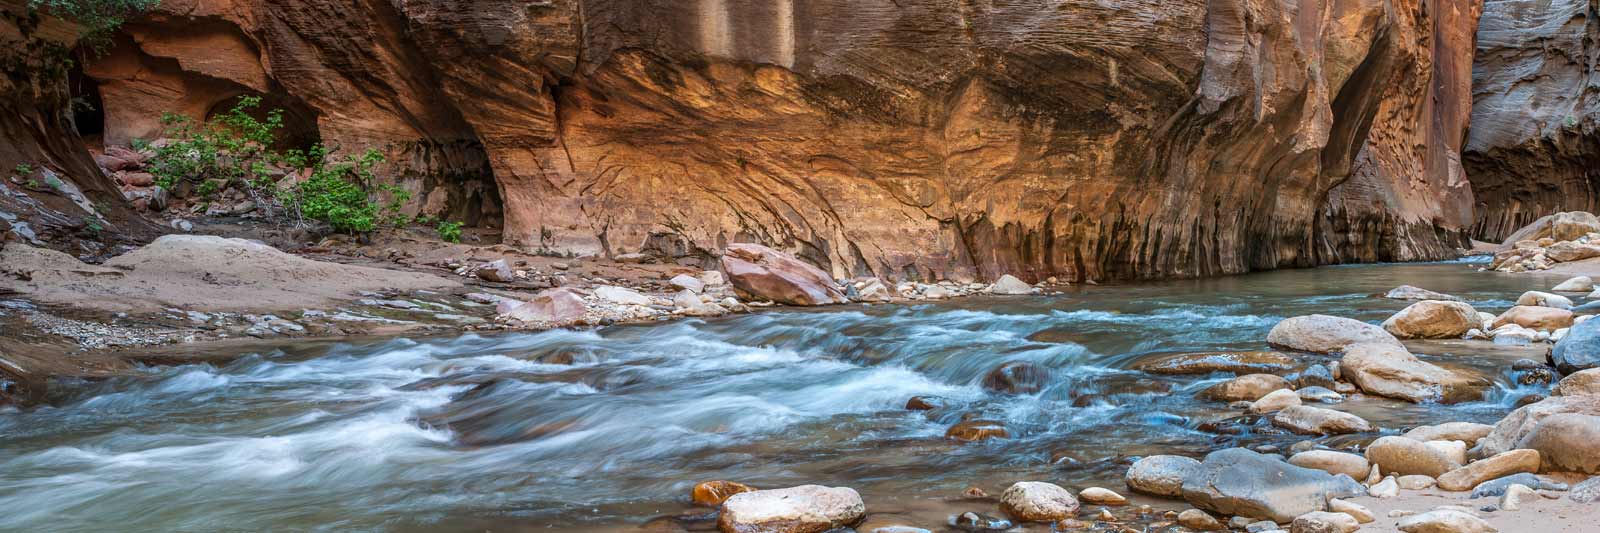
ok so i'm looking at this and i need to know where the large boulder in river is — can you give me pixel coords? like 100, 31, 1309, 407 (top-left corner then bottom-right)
991, 274, 1034, 295
1339, 343, 1485, 403
1554, 276, 1596, 292
1381, 300, 1479, 339
1267, 315, 1402, 354
1125, 455, 1201, 497
1546, 241, 1600, 262
1179, 448, 1363, 523
1493, 305, 1574, 332
718, 485, 865, 532
720, 243, 846, 306
1552, 316, 1600, 373
1384, 285, 1460, 301
998, 481, 1079, 522
1503, 211, 1600, 244
1477, 395, 1600, 473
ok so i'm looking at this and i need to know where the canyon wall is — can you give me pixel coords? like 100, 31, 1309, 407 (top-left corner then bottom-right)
80, 0, 1484, 281
0, 1, 156, 255
1466, 0, 1599, 242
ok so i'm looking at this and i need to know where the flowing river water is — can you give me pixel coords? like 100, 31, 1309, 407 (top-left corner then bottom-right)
0, 261, 1577, 531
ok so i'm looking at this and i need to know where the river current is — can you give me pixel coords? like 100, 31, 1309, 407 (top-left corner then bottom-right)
0, 261, 1573, 531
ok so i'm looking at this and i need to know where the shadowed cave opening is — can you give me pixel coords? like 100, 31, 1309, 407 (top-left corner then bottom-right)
67, 66, 105, 142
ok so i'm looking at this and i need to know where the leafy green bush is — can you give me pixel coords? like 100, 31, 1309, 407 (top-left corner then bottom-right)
279, 148, 413, 233
436, 220, 463, 243
146, 96, 282, 192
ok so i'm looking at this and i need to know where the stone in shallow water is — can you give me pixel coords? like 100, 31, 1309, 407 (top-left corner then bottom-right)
1176, 509, 1224, 531
1203, 373, 1292, 402
1270, 405, 1373, 435
1553, 317, 1600, 373
1267, 315, 1402, 354
1382, 300, 1480, 339
945, 419, 1008, 442
1077, 487, 1127, 506
1339, 342, 1485, 403
691, 480, 755, 506
998, 481, 1079, 522
981, 361, 1048, 394
1135, 351, 1298, 375
1385, 285, 1461, 301
1124, 455, 1201, 497
718, 485, 865, 533
1179, 448, 1364, 522
948, 511, 1012, 531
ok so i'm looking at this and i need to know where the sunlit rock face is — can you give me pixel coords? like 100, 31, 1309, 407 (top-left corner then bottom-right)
83, 0, 1483, 281
1466, 0, 1600, 242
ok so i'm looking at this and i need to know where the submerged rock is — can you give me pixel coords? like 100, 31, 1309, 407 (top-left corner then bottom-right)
1124, 455, 1201, 497
720, 243, 846, 306
1267, 315, 1402, 353
981, 361, 1048, 394
998, 481, 1079, 522
946, 420, 1009, 442
718, 485, 865, 533
1136, 351, 1297, 375
1179, 448, 1363, 523
1385, 285, 1461, 301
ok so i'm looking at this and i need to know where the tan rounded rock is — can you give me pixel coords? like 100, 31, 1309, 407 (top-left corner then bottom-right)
1382, 300, 1479, 339
718, 485, 865, 533
1076, 487, 1127, 506
1124, 455, 1201, 497
1267, 315, 1402, 353
1203, 373, 1293, 402
1557, 368, 1600, 396
1287, 450, 1370, 479
998, 481, 1080, 522
1339, 343, 1485, 403
1250, 388, 1303, 413
1493, 305, 1575, 331
1270, 405, 1373, 435
1365, 436, 1459, 477
1436, 449, 1542, 491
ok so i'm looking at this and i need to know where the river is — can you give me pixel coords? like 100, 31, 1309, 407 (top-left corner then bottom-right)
0, 261, 1572, 531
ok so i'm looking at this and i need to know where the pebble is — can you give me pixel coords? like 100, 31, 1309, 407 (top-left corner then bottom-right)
1368, 476, 1399, 498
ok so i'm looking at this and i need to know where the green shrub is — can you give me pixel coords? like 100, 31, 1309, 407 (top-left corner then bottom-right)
280, 148, 411, 234
146, 96, 282, 192
436, 220, 463, 243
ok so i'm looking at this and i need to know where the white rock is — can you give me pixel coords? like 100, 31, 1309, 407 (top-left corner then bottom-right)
992, 274, 1033, 295
698, 270, 726, 287
1368, 476, 1399, 498
1554, 276, 1595, 292
1516, 291, 1573, 310
718, 485, 865, 532
997, 481, 1079, 521
1500, 483, 1535, 511
1249, 388, 1302, 413
670, 274, 705, 293
1424, 440, 1468, 465
1396, 509, 1495, 533
594, 285, 652, 306
1328, 499, 1374, 523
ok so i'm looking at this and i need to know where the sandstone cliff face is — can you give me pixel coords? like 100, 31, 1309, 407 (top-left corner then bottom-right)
0, 2, 155, 254
81, 0, 1483, 281
1466, 0, 1599, 242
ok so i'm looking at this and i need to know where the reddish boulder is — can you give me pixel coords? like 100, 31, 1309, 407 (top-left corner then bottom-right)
720, 244, 845, 306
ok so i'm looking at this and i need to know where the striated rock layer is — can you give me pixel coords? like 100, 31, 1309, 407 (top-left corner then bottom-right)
1466, 0, 1600, 241
79, 0, 1485, 281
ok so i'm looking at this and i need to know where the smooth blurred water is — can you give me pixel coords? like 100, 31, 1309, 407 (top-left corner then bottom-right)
0, 262, 1578, 531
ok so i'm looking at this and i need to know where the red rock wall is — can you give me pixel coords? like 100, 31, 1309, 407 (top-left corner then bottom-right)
81, 0, 1486, 281
1465, 0, 1599, 242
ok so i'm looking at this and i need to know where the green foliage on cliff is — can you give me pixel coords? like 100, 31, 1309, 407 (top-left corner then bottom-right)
28, 0, 159, 50
142, 97, 412, 234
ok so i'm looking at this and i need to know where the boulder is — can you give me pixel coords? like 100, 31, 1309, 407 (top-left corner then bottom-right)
1267, 315, 1402, 353
1287, 450, 1370, 479
1571, 476, 1600, 503
1517, 413, 1600, 473
992, 274, 1034, 295
1124, 455, 1200, 497
1553, 276, 1596, 292
854, 278, 892, 303
1552, 316, 1600, 373
1179, 448, 1363, 523
1365, 436, 1460, 477
1339, 343, 1485, 403
693, 480, 756, 506
1504, 211, 1600, 244
998, 481, 1079, 521
1435, 450, 1540, 491
1270, 405, 1373, 435
1493, 306, 1574, 332
1135, 351, 1297, 375
670, 274, 705, 293
1398, 475, 1437, 489
698, 270, 727, 287
1382, 300, 1480, 339
1515, 291, 1573, 309
1557, 368, 1600, 396
1545, 240, 1600, 262
1395, 509, 1495, 533
1403, 422, 1494, 444
1290, 511, 1360, 533
1077, 487, 1126, 506
1367, 476, 1398, 498
1297, 363, 1338, 389
718, 485, 865, 532
1476, 395, 1600, 464
595, 285, 652, 305
498, 288, 588, 325
1249, 388, 1302, 413
720, 243, 846, 306
1385, 285, 1461, 301
1203, 373, 1293, 402
981, 361, 1049, 394
1426, 440, 1468, 465
475, 259, 515, 282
